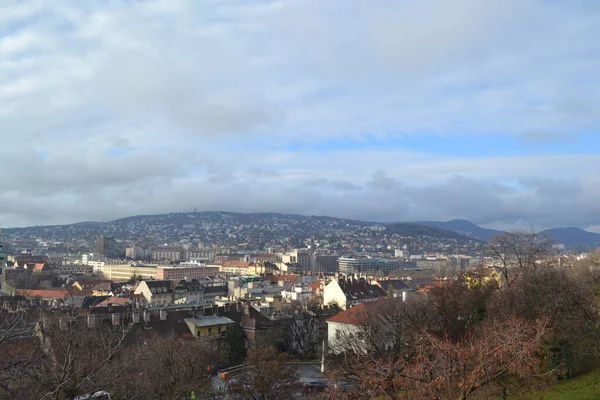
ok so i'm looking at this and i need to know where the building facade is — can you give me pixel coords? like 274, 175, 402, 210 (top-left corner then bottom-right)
156, 266, 220, 280
338, 257, 400, 276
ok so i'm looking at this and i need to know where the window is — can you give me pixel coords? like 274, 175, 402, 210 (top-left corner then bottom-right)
217, 327, 222, 334
208, 328, 212, 336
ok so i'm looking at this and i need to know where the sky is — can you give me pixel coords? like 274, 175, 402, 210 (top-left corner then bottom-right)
1, 0, 600, 232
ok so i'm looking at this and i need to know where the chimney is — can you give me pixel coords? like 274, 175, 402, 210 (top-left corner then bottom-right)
159, 309, 167, 321
87, 314, 96, 328
112, 313, 120, 326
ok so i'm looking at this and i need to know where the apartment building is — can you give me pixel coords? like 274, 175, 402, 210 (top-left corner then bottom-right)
156, 265, 220, 280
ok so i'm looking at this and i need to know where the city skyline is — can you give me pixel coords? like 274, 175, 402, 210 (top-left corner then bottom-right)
1, 0, 599, 231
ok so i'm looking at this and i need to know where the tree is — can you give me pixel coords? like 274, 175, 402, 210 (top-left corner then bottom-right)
220, 322, 247, 365
228, 346, 302, 400
488, 231, 553, 289
113, 336, 217, 400
36, 313, 143, 400
279, 300, 325, 358
406, 316, 549, 400
327, 274, 553, 399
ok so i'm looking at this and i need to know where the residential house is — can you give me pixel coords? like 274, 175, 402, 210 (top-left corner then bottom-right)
219, 261, 253, 275
15, 288, 69, 307
173, 279, 204, 304
134, 280, 175, 306
134, 279, 226, 306
71, 280, 113, 296
184, 315, 235, 339
326, 298, 402, 354
323, 276, 386, 310
374, 279, 414, 301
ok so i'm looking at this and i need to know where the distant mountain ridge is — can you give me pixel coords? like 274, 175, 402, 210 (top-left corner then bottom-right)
417, 219, 504, 242
417, 219, 600, 249
3, 212, 599, 249
538, 227, 600, 248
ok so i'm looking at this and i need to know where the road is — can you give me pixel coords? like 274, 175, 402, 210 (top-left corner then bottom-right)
209, 363, 325, 399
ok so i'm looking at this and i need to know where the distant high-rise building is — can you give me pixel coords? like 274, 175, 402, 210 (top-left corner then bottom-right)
0, 229, 6, 267
96, 236, 114, 256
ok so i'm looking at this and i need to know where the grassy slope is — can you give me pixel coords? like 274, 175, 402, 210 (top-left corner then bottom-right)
522, 370, 600, 400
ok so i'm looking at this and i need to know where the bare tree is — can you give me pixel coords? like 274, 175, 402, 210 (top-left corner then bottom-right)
488, 230, 554, 289
406, 317, 549, 400
228, 346, 302, 400
279, 300, 325, 358
112, 336, 218, 400
34, 312, 144, 400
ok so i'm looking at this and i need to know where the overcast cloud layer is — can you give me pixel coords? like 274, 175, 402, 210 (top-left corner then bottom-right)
1, 0, 600, 231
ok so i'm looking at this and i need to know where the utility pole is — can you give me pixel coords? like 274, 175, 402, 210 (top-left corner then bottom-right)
321, 339, 326, 373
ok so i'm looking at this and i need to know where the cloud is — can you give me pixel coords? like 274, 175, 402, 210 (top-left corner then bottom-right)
0, 0, 599, 229
518, 131, 578, 144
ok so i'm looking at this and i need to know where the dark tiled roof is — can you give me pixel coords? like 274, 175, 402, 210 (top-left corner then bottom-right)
145, 280, 174, 293
338, 278, 386, 300
376, 280, 412, 292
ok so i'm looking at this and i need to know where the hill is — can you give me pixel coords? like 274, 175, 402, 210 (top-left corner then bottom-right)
540, 227, 600, 248
385, 223, 481, 242
416, 219, 504, 242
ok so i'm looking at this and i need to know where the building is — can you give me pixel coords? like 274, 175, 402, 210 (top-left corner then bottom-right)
134, 278, 227, 306
326, 299, 401, 354
54, 263, 94, 277
218, 261, 266, 275
184, 315, 235, 338
134, 280, 174, 306
374, 279, 413, 300
281, 249, 339, 273
338, 257, 400, 276
96, 236, 114, 256
323, 276, 386, 310
326, 302, 368, 354
151, 247, 184, 262
311, 254, 339, 273
71, 280, 113, 296
0, 229, 6, 267
156, 265, 220, 280
186, 250, 216, 263
126, 246, 152, 260
99, 264, 158, 281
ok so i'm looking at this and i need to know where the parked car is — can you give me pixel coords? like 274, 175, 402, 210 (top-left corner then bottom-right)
303, 379, 328, 395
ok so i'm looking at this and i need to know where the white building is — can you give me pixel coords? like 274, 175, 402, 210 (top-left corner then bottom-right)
323, 277, 386, 310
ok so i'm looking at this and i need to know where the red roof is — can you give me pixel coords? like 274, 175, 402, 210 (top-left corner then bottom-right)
309, 280, 323, 290
327, 303, 368, 325
91, 296, 131, 308
327, 298, 404, 326
16, 288, 69, 299
32, 262, 50, 271
274, 274, 300, 282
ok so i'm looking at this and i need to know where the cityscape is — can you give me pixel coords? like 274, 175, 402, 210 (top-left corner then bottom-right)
2, 0, 600, 399
1, 210, 600, 398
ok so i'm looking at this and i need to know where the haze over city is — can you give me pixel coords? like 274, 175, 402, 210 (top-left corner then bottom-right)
1, 0, 600, 231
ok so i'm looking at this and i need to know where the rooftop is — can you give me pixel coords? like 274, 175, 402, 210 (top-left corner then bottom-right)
184, 315, 235, 328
